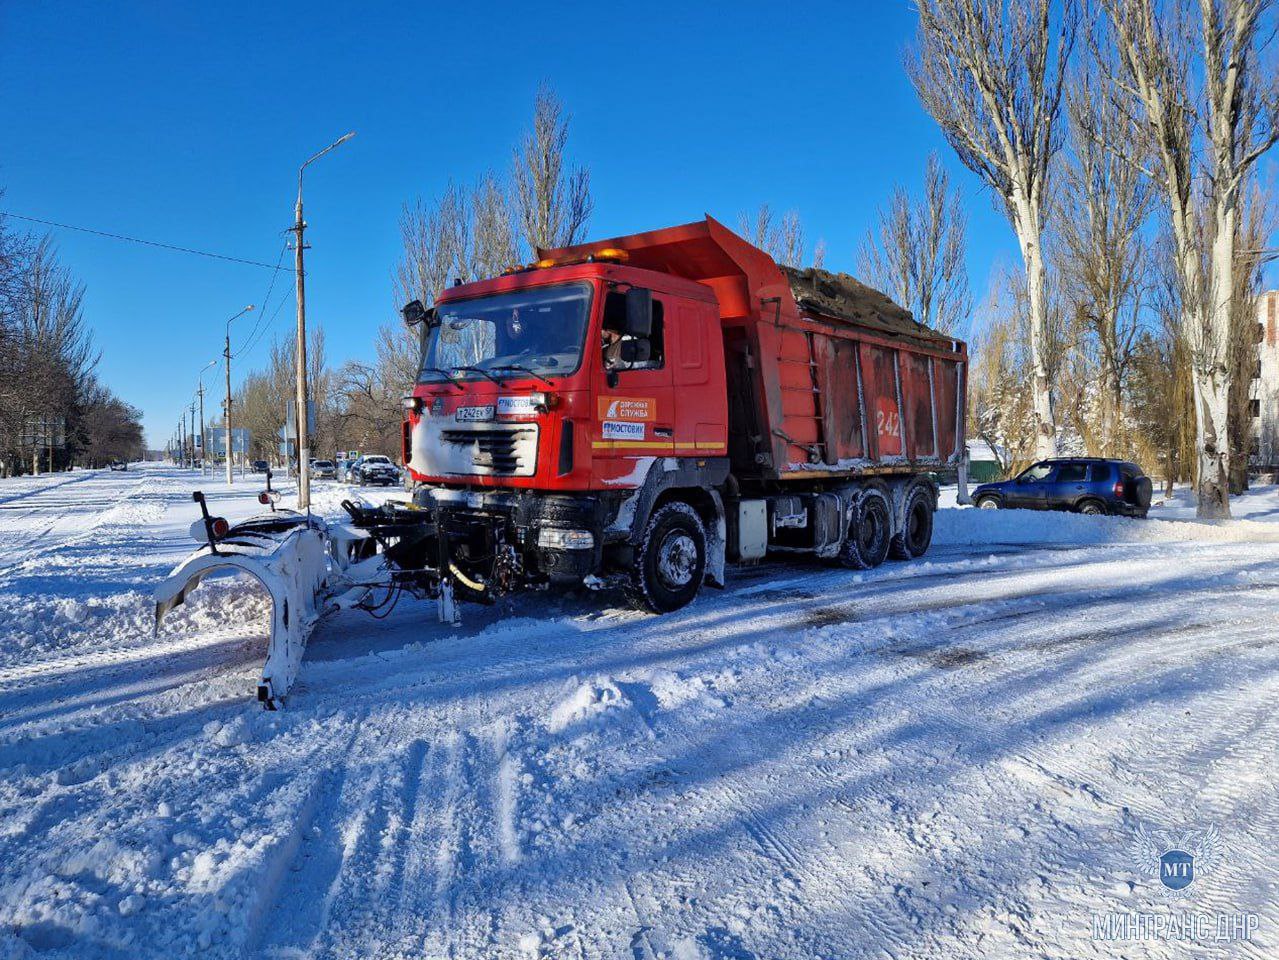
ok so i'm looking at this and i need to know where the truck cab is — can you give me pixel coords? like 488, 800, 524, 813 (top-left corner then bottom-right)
401, 251, 732, 610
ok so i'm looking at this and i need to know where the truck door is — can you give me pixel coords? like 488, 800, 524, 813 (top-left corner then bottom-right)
594, 289, 673, 460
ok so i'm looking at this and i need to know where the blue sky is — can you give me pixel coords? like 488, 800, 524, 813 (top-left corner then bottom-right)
1, 0, 1027, 446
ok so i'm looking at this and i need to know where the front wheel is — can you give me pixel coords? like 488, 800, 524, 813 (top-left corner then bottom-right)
890, 484, 935, 560
627, 502, 707, 613
976, 495, 1000, 510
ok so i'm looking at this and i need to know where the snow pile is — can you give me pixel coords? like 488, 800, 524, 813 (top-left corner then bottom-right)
546, 677, 631, 734
935, 505, 1279, 546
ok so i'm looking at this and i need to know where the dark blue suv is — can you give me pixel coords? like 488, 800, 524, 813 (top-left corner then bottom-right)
972, 458, 1152, 518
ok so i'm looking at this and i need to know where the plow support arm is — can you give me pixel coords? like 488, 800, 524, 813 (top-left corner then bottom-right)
153, 520, 330, 709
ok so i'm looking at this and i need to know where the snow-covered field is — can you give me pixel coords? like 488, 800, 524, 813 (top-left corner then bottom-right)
2, 465, 1278, 959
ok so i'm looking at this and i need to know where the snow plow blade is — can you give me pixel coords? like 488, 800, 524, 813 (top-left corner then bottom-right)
153, 514, 331, 710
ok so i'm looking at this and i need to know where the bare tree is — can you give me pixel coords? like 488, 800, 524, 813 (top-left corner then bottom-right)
1056, 50, 1155, 454
9, 239, 98, 472
396, 184, 467, 310
1098, 0, 1279, 517
1128, 227, 1196, 494
969, 261, 1070, 470
512, 85, 593, 252
468, 171, 519, 279
737, 203, 810, 267
857, 153, 972, 334
909, 0, 1077, 458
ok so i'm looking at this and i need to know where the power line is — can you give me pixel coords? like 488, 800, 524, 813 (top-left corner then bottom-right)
0, 211, 296, 272
233, 241, 291, 358
238, 283, 295, 360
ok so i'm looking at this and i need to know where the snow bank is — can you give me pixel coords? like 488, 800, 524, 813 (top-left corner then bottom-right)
934, 505, 1279, 546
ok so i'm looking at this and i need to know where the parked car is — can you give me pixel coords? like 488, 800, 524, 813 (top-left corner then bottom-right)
351, 454, 400, 487
109, 459, 128, 471
312, 459, 337, 480
972, 458, 1152, 517
251, 460, 269, 473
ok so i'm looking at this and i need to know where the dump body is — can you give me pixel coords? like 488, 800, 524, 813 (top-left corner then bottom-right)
539, 216, 967, 485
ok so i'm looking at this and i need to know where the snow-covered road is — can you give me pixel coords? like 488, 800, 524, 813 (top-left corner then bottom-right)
2, 465, 1278, 959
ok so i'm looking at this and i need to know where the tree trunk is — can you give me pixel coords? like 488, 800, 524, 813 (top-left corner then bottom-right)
1192, 368, 1231, 518
1098, 359, 1121, 457
1018, 209, 1057, 460
1192, 204, 1237, 518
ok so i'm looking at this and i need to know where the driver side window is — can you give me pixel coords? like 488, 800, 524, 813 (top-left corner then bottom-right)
602, 292, 665, 371
1022, 462, 1053, 482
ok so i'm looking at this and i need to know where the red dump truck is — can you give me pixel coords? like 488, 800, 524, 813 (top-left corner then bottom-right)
397, 216, 967, 611
155, 216, 969, 707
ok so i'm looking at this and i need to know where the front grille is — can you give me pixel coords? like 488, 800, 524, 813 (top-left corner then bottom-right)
441, 427, 535, 475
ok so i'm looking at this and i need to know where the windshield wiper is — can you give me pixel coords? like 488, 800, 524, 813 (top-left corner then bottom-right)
419, 367, 464, 390
488, 364, 553, 386
452, 365, 508, 386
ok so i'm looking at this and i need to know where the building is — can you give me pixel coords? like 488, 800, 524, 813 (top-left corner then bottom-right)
1253, 292, 1279, 472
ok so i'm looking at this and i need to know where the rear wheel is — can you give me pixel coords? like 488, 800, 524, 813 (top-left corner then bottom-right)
627, 502, 707, 613
839, 495, 891, 569
1078, 499, 1106, 516
890, 485, 935, 560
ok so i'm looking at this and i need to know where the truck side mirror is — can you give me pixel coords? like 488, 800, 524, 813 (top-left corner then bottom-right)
618, 339, 651, 364
401, 300, 435, 329
624, 287, 653, 338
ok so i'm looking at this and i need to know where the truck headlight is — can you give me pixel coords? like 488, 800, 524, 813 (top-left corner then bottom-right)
537, 527, 595, 550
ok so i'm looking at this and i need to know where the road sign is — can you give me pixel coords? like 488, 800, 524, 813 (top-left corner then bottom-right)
207, 429, 251, 455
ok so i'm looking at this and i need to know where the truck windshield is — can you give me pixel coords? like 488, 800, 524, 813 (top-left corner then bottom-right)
419, 283, 592, 384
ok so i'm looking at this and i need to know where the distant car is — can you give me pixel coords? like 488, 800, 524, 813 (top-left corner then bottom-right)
251, 460, 269, 473
109, 459, 128, 471
351, 454, 400, 487
312, 459, 336, 479
972, 458, 1152, 518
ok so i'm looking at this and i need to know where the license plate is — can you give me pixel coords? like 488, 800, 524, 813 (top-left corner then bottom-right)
455, 405, 495, 422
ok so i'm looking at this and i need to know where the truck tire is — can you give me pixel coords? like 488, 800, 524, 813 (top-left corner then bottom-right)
839, 495, 891, 569
627, 502, 707, 613
890, 485, 934, 561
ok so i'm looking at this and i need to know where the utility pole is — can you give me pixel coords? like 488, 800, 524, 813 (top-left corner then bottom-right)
189, 402, 197, 469
196, 360, 216, 478
197, 385, 206, 475
292, 131, 355, 510
178, 417, 185, 469
223, 306, 254, 485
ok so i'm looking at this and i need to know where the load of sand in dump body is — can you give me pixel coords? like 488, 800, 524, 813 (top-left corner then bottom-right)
779, 265, 953, 349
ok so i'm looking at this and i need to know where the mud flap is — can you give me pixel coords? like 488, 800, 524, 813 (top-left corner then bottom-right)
153, 520, 329, 710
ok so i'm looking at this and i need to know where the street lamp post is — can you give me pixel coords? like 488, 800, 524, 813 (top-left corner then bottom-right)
189, 402, 197, 469
196, 360, 217, 477
293, 130, 355, 510
222, 305, 255, 484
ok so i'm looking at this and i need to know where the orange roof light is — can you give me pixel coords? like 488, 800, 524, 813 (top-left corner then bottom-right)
534, 258, 558, 269
592, 247, 629, 262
